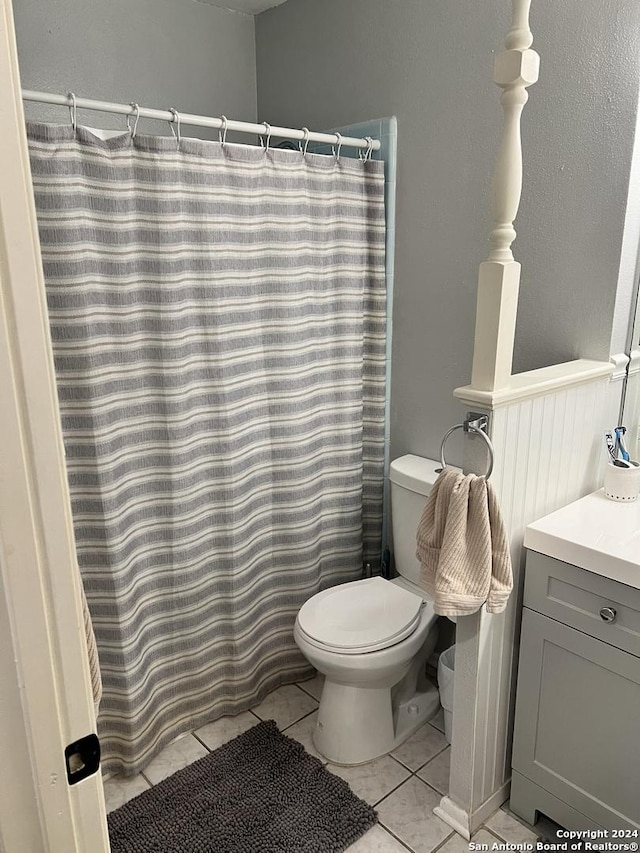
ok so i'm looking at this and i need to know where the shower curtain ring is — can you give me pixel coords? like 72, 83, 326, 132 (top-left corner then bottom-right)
332, 132, 343, 161
365, 136, 374, 161
260, 122, 271, 152
360, 136, 374, 162
127, 103, 140, 138
218, 115, 228, 148
300, 127, 310, 156
168, 107, 181, 150
68, 92, 77, 131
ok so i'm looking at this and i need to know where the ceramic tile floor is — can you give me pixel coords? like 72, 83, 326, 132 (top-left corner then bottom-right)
103, 674, 560, 852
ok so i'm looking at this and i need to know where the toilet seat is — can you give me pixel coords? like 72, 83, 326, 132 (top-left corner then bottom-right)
296, 576, 424, 654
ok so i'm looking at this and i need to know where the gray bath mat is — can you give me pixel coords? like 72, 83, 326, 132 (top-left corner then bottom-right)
108, 719, 377, 852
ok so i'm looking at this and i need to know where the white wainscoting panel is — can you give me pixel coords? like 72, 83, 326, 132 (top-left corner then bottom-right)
443, 371, 623, 835
490, 373, 615, 524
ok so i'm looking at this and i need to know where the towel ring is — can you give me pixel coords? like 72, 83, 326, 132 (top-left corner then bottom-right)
440, 413, 494, 480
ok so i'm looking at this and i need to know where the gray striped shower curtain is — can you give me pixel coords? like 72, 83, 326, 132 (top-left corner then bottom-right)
27, 123, 386, 775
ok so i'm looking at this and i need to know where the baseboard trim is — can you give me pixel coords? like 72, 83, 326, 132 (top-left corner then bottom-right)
434, 781, 511, 839
434, 797, 472, 839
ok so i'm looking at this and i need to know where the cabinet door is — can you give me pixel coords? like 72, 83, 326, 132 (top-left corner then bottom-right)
512, 609, 640, 830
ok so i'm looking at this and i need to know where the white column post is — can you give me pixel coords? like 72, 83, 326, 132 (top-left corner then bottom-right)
470, 0, 539, 391
436, 2, 540, 839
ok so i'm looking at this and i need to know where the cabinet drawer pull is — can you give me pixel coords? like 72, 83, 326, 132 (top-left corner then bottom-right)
599, 606, 617, 623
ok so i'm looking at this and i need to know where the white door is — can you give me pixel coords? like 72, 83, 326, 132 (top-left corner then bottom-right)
0, 0, 110, 850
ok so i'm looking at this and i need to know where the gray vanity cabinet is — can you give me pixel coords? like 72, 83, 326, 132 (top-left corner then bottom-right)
510, 551, 640, 831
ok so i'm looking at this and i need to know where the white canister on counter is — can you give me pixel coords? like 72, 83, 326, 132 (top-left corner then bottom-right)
604, 461, 640, 502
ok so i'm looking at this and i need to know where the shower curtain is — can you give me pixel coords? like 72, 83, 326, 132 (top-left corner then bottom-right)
27, 122, 386, 775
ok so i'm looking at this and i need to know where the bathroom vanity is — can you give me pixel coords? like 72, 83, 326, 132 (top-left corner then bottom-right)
510, 490, 640, 831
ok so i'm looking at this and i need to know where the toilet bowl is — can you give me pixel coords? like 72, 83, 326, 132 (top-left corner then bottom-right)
293, 455, 446, 766
294, 575, 439, 765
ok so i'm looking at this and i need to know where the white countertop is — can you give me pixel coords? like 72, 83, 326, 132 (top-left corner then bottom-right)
524, 489, 640, 590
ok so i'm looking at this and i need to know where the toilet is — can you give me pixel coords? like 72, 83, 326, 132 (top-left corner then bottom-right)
294, 454, 444, 765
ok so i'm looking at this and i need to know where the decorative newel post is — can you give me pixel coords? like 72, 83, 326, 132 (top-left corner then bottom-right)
470, 0, 539, 391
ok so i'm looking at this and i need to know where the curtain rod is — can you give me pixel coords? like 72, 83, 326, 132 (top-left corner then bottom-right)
22, 90, 381, 153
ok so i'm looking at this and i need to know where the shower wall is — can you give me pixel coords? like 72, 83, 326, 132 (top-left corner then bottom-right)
14, 0, 257, 137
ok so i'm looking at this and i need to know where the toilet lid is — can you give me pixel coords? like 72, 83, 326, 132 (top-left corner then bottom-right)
297, 576, 424, 654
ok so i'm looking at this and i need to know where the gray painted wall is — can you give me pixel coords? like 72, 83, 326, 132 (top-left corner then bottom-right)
256, 0, 640, 462
517, 0, 640, 372
14, 0, 257, 139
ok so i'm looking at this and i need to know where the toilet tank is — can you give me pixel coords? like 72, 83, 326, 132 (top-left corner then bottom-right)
389, 455, 441, 586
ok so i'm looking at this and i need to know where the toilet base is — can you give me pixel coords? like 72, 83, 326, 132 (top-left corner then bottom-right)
313, 680, 441, 766
393, 683, 441, 753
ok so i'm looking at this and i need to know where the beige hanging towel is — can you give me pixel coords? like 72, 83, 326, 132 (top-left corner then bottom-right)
415, 468, 512, 617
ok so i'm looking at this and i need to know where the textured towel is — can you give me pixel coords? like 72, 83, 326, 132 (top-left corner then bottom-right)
415, 468, 512, 616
